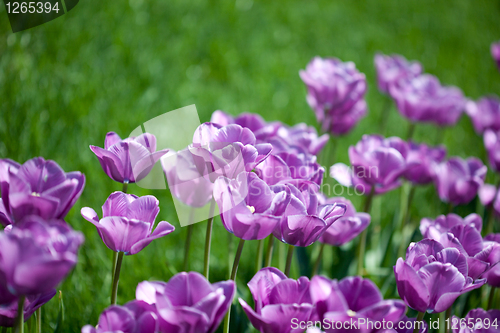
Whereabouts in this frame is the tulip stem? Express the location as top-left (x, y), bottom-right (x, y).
top-left (264, 235), bottom-right (275, 267)
top-left (311, 243), bottom-right (326, 276)
top-left (14, 295), bottom-right (25, 333)
top-left (357, 189), bottom-right (374, 276)
top-left (111, 251), bottom-right (118, 282)
top-left (397, 184), bottom-right (415, 258)
top-left (122, 181), bottom-right (128, 193)
top-left (183, 224), bottom-right (194, 271)
top-left (203, 201), bottom-right (216, 280)
top-left (407, 123), bottom-right (416, 140)
top-left (255, 239), bottom-right (264, 272)
top-left (445, 307), bottom-right (452, 333)
top-left (284, 244), bottom-right (295, 277)
top-left (111, 252), bottom-right (124, 305)
top-left (223, 238), bottom-right (246, 333)
top-left (488, 287), bottom-right (497, 310)
top-left (36, 308), bottom-right (41, 333)
top-left (413, 312), bottom-right (425, 333)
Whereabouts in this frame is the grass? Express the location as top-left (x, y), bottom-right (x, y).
top-left (0, 0), bottom-right (499, 331)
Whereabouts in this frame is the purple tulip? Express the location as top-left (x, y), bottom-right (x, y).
top-left (374, 53), bottom-right (423, 94)
top-left (480, 234), bottom-right (500, 287)
top-left (0, 157), bottom-right (85, 226)
top-left (452, 308), bottom-right (500, 333)
top-left (213, 172), bottom-right (285, 240)
top-left (255, 153), bottom-right (324, 186)
top-left (492, 41), bottom-right (500, 71)
top-left (189, 123), bottom-right (272, 182)
top-left (484, 130), bottom-right (500, 172)
top-left (317, 195), bottom-right (370, 246)
top-left (433, 157), bottom-right (486, 205)
top-left (389, 74), bottom-right (466, 126)
top-left (299, 57), bottom-right (367, 135)
top-left (403, 141), bottom-right (446, 185)
top-left (269, 181), bottom-right (345, 247)
top-left (239, 267), bottom-right (314, 333)
top-left (135, 272), bottom-right (235, 333)
top-left (310, 275), bottom-right (406, 333)
top-left (90, 132), bottom-right (169, 184)
top-left (0, 290), bottom-right (56, 327)
top-left (331, 135), bottom-right (409, 195)
top-left (81, 192), bottom-right (175, 255)
top-left (161, 148), bottom-right (213, 208)
top-left (394, 239), bottom-right (485, 313)
top-left (465, 96), bottom-right (500, 134)
top-left (0, 216), bottom-right (83, 297)
top-left (81, 300), bottom-right (158, 333)
top-left (210, 111), bottom-right (329, 156)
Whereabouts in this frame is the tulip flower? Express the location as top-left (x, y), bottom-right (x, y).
top-left (0, 290), bottom-right (56, 327)
top-left (189, 123), bottom-right (272, 182)
top-left (403, 141), bottom-right (446, 185)
top-left (299, 57), bottom-right (367, 135)
top-left (433, 157), bottom-right (486, 206)
top-left (465, 96), bottom-right (500, 134)
top-left (0, 157), bottom-right (85, 226)
top-left (452, 308), bottom-right (500, 333)
top-left (330, 135), bottom-right (410, 195)
top-left (90, 132), bottom-right (169, 184)
top-left (81, 300), bottom-right (158, 333)
top-left (310, 275), bottom-right (406, 331)
top-left (213, 172), bottom-right (285, 240)
top-left (394, 239), bottom-right (485, 313)
top-left (492, 41), bottom-right (500, 71)
top-left (0, 216), bottom-right (83, 298)
top-left (480, 234), bottom-right (500, 288)
top-left (135, 272), bottom-right (235, 333)
top-left (255, 153), bottom-right (324, 186)
top-left (374, 53), bottom-right (422, 94)
top-left (484, 130), bottom-right (500, 172)
top-left (239, 267), bottom-right (314, 333)
top-left (389, 74), bottom-right (466, 126)
top-left (81, 191), bottom-right (174, 255)
top-left (317, 195), bottom-right (370, 246)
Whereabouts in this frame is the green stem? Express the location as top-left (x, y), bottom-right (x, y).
top-left (413, 312), bottom-right (425, 333)
top-left (203, 201), bottom-right (216, 279)
top-left (14, 295), bottom-right (25, 333)
top-left (110, 252), bottom-right (124, 305)
top-left (122, 181), bottom-right (128, 193)
top-left (264, 236), bottom-right (275, 267)
top-left (396, 185), bottom-right (415, 258)
top-left (111, 251), bottom-right (118, 282)
top-left (447, 202), bottom-right (454, 214)
top-left (311, 243), bottom-right (326, 276)
top-left (357, 189), bottom-right (374, 276)
top-left (183, 224), bottom-right (194, 272)
top-left (284, 244), bottom-right (295, 277)
top-left (36, 308), bottom-right (41, 333)
top-left (445, 307), bottom-right (452, 333)
top-left (223, 238), bottom-right (246, 333)
top-left (488, 287), bottom-right (496, 310)
top-left (407, 122), bottom-right (416, 140)
top-left (255, 239), bottom-right (264, 272)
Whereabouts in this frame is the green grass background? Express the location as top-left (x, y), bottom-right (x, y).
top-left (0, 0), bottom-right (500, 331)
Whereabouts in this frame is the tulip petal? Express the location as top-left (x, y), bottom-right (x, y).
top-left (129, 221), bottom-right (174, 255)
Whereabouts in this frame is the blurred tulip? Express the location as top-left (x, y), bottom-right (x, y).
top-left (0, 157), bottom-right (85, 226)
top-left (484, 129), bottom-right (500, 172)
top-left (239, 267), bottom-right (314, 333)
top-left (90, 132), bottom-right (168, 184)
top-left (136, 272), bottom-right (235, 333)
top-left (492, 41), bottom-right (500, 71)
top-left (81, 192), bottom-right (174, 255)
top-left (480, 234), bottom-right (500, 288)
top-left (403, 141), bottom-right (446, 185)
top-left (0, 216), bottom-right (83, 297)
top-left (465, 96), bottom-right (500, 134)
top-left (255, 153), bottom-right (324, 186)
top-left (374, 53), bottom-right (422, 94)
top-left (433, 157), bottom-right (486, 206)
top-left (300, 57), bottom-right (367, 135)
top-left (394, 239), bottom-right (485, 313)
top-left (389, 74), bottom-right (466, 126)
top-left (0, 290), bottom-right (56, 327)
top-left (452, 308), bottom-right (500, 333)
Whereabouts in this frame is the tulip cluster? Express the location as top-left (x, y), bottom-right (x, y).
top-left (0, 157), bottom-right (85, 327)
